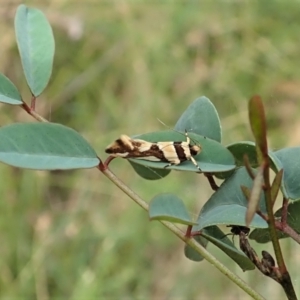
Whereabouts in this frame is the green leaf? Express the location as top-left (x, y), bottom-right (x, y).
top-left (214, 142), bottom-right (258, 180)
top-left (250, 201), bottom-right (300, 243)
top-left (129, 161), bottom-right (171, 180)
top-left (248, 95), bottom-right (267, 162)
top-left (214, 142), bottom-right (283, 180)
top-left (266, 151), bottom-right (283, 173)
top-left (184, 226), bottom-right (255, 270)
top-left (0, 123), bottom-right (99, 170)
top-left (174, 96), bottom-right (222, 142)
top-left (270, 169), bottom-right (283, 205)
top-left (227, 142), bottom-right (283, 173)
top-left (200, 226), bottom-right (255, 271)
top-left (227, 141), bottom-right (258, 167)
top-left (246, 166), bottom-right (264, 226)
top-left (193, 168), bottom-right (268, 231)
top-left (15, 5), bottom-right (55, 96)
top-left (130, 131), bottom-right (235, 173)
top-left (273, 147), bottom-right (300, 200)
top-left (184, 235), bottom-right (208, 262)
top-left (149, 193), bottom-right (197, 225)
top-left (249, 227), bottom-right (287, 244)
top-left (241, 185), bottom-right (251, 200)
top-left (0, 74), bottom-right (23, 105)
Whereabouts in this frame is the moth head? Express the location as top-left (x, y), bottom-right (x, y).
top-left (189, 144), bottom-right (201, 156)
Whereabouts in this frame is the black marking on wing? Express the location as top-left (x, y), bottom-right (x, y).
top-left (173, 142), bottom-right (187, 162)
top-left (147, 144), bottom-right (168, 162)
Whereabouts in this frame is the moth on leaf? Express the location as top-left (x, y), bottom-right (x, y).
top-left (105, 131), bottom-right (202, 171)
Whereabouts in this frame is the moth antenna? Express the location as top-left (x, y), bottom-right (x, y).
top-left (156, 118), bottom-right (167, 127)
top-left (156, 118), bottom-right (198, 144)
top-left (157, 118), bottom-right (192, 133)
top-left (156, 118), bottom-right (182, 133)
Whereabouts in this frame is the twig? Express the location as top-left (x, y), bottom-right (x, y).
top-left (21, 102), bottom-right (48, 123)
top-left (98, 161), bottom-right (266, 300)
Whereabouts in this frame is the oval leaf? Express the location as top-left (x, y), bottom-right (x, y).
top-left (0, 123), bottom-right (99, 170)
top-left (193, 168), bottom-right (268, 231)
top-left (249, 227), bottom-right (287, 244)
top-left (227, 141), bottom-right (258, 167)
top-left (129, 161), bottom-right (171, 180)
top-left (270, 169), bottom-right (283, 205)
top-left (214, 141), bottom-right (257, 180)
top-left (273, 147), bottom-right (300, 200)
top-left (174, 96), bottom-right (222, 142)
top-left (200, 226), bottom-right (255, 271)
top-left (0, 73), bottom-right (23, 105)
top-left (246, 166), bottom-right (264, 226)
top-left (129, 131), bottom-right (235, 173)
top-left (227, 141), bottom-right (281, 171)
top-left (184, 235), bottom-right (208, 262)
top-left (248, 95), bottom-right (267, 160)
top-left (149, 193), bottom-right (197, 225)
top-left (15, 5), bottom-right (55, 96)
top-left (215, 142), bottom-right (283, 180)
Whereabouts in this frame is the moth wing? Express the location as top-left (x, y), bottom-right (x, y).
top-left (133, 139), bottom-right (153, 152)
top-left (157, 142), bottom-right (181, 165)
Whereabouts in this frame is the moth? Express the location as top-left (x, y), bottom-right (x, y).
top-left (105, 131), bottom-right (202, 171)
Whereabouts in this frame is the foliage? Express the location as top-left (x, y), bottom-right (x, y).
top-left (1, 2), bottom-right (300, 299)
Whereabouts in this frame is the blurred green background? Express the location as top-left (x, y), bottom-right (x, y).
top-left (1, 0), bottom-right (300, 299)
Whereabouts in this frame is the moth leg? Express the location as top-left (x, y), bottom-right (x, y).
top-left (163, 163), bottom-right (172, 169)
top-left (189, 156), bottom-right (202, 172)
top-left (184, 131), bottom-right (202, 172)
top-left (163, 158), bottom-right (180, 169)
top-left (163, 162), bottom-right (177, 169)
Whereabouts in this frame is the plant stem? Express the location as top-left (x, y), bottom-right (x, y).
top-left (262, 142), bottom-right (297, 300)
top-left (263, 159), bottom-right (285, 268)
top-left (249, 96), bottom-right (297, 299)
top-left (21, 102), bottom-right (48, 122)
top-left (99, 162), bottom-right (266, 300)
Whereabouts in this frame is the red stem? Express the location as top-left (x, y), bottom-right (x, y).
top-left (31, 95), bottom-right (36, 110)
